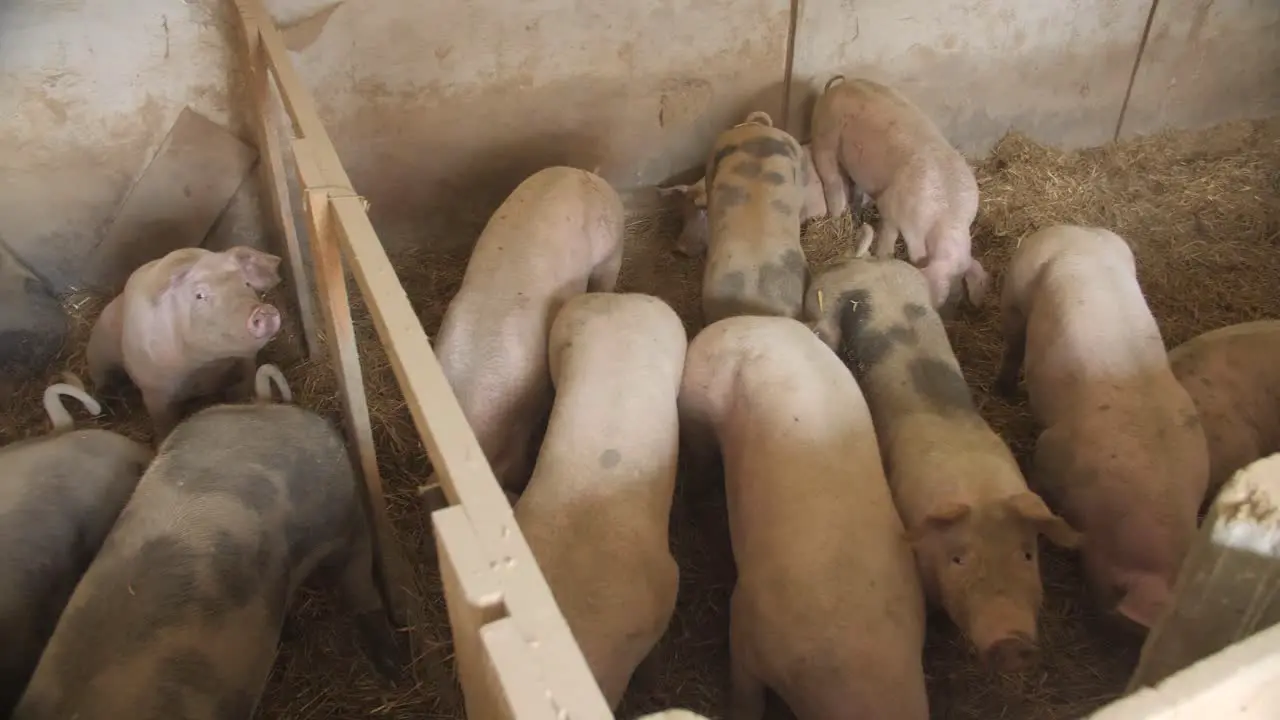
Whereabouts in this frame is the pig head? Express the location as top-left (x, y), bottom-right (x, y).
top-left (905, 491), bottom-right (1080, 671)
top-left (86, 246), bottom-right (283, 440)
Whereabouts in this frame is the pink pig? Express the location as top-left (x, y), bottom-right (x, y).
top-left (86, 246), bottom-right (283, 440)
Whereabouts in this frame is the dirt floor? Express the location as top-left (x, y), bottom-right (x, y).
top-left (4, 115), bottom-right (1278, 720)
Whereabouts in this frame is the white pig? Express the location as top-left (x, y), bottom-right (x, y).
top-left (1168, 320), bottom-right (1280, 502)
top-left (514, 292), bottom-right (686, 709)
top-left (1, 375), bottom-right (152, 716)
top-left (430, 166), bottom-right (625, 497)
top-left (809, 75), bottom-right (988, 311)
top-left (86, 246), bottom-right (283, 440)
top-left (804, 255), bottom-right (1079, 671)
top-left (680, 315), bottom-right (928, 720)
top-left (665, 111), bottom-right (812, 326)
top-left (12, 367), bottom-right (406, 720)
top-left (997, 224), bottom-right (1209, 630)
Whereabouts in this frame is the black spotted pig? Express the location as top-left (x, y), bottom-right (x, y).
top-left (12, 364), bottom-right (406, 720)
top-left (0, 376), bottom-right (152, 716)
top-left (86, 246), bottom-right (284, 440)
top-left (805, 255), bottom-right (1078, 672)
top-left (431, 166), bottom-right (625, 497)
top-left (997, 224), bottom-right (1209, 630)
top-left (677, 110), bottom-right (812, 325)
top-left (1168, 320), bottom-right (1280, 501)
top-left (680, 315), bottom-right (928, 720)
top-left (514, 293), bottom-right (686, 709)
top-left (810, 76), bottom-right (987, 311)
top-left (658, 137), bottom-right (857, 257)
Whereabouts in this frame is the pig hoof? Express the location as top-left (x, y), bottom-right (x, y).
top-left (982, 634), bottom-right (1039, 673)
top-left (355, 610), bottom-right (411, 682)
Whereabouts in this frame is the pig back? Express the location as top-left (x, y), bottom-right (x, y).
top-left (1168, 320), bottom-right (1280, 497)
top-left (13, 404), bottom-right (361, 720)
top-left (0, 430), bottom-right (152, 716)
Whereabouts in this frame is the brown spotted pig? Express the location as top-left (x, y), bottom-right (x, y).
top-left (86, 246), bottom-right (283, 440)
top-left (1168, 320), bottom-right (1280, 501)
top-left (809, 75), bottom-right (988, 311)
top-left (12, 368), bottom-right (406, 720)
top-left (680, 315), bottom-right (928, 720)
top-left (996, 224), bottom-right (1209, 630)
top-left (1, 376), bottom-right (152, 715)
top-left (514, 292), bottom-right (686, 709)
top-left (805, 256), bottom-right (1078, 671)
top-left (658, 139), bottom-right (858, 257)
top-left (430, 166), bottom-right (625, 497)
top-left (668, 111), bottom-right (813, 325)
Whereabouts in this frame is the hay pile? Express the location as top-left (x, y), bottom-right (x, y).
top-left (3, 115), bottom-right (1277, 720)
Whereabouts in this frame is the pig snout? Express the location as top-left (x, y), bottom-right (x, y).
top-left (983, 632), bottom-right (1039, 672)
top-left (248, 303), bottom-right (282, 339)
top-left (968, 597), bottom-right (1041, 672)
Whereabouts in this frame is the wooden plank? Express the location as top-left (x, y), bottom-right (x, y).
top-left (1126, 452), bottom-right (1280, 692)
top-left (87, 106), bottom-right (257, 291)
top-left (300, 185), bottom-right (415, 628)
top-left (231, 12), bottom-right (322, 359)
top-left (329, 194), bottom-right (613, 719)
top-left (1089, 622), bottom-right (1280, 719)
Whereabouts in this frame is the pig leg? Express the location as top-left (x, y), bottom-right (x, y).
top-left (811, 141), bottom-right (850, 219)
top-left (86, 297), bottom-right (125, 390)
top-left (873, 218), bottom-right (902, 260)
top-left (140, 383), bottom-right (184, 441)
top-left (727, 587), bottom-right (766, 720)
top-left (995, 306), bottom-right (1028, 397)
top-left (963, 258), bottom-right (991, 308)
top-left (326, 522), bottom-right (410, 680)
top-left (588, 244), bottom-right (624, 293)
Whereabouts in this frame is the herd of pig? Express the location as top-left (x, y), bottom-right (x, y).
top-left (1, 73), bottom-right (1277, 720)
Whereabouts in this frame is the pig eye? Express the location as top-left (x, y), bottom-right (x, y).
top-left (195, 291), bottom-right (207, 300)
top-left (951, 555), bottom-right (964, 566)
top-left (1022, 550), bottom-right (1034, 562)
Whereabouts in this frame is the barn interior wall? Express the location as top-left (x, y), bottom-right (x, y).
top-left (1, 0), bottom-right (1277, 291)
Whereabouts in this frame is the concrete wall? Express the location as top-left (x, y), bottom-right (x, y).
top-left (1, 0), bottom-right (1277, 290)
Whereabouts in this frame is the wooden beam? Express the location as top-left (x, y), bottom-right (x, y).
top-left (1126, 452), bottom-right (1280, 692)
top-left (232, 11), bottom-right (322, 359)
top-left (299, 182), bottom-right (414, 627)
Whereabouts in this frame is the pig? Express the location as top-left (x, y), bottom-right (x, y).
top-left (12, 364), bottom-right (407, 720)
top-left (809, 75), bottom-right (988, 311)
top-left (804, 254), bottom-right (1079, 671)
top-left (1, 375), bottom-right (153, 716)
top-left (513, 292), bottom-right (686, 709)
top-left (679, 314), bottom-right (929, 720)
top-left (657, 140), bottom-right (861, 257)
top-left (1168, 320), bottom-right (1280, 501)
top-left (86, 245), bottom-right (284, 440)
top-left (429, 166), bottom-right (625, 497)
top-left (661, 110), bottom-right (813, 326)
top-left (996, 224), bottom-right (1209, 630)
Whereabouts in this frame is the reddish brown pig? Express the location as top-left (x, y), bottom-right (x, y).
top-left (1168, 320), bottom-right (1280, 501)
top-left (431, 166), bottom-right (625, 496)
top-left (805, 256), bottom-right (1078, 671)
top-left (996, 224), bottom-right (1209, 630)
top-left (661, 111), bottom-right (814, 325)
top-left (1, 376), bottom-right (152, 716)
top-left (514, 293), bottom-right (686, 708)
top-left (86, 246), bottom-right (283, 440)
top-left (12, 372), bottom-right (405, 720)
top-left (658, 139), bottom-right (859, 257)
top-left (809, 75), bottom-right (987, 312)
top-left (680, 315), bottom-right (928, 720)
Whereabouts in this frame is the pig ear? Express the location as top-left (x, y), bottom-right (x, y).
top-left (903, 502), bottom-right (971, 545)
top-left (1007, 492), bottom-right (1082, 549)
top-left (229, 246), bottom-right (282, 291)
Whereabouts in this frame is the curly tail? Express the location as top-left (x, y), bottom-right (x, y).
top-left (254, 363), bottom-right (293, 404)
top-left (823, 74), bottom-right (847, 93)
top-left (43, 373), bottom-right (103, 432)
top-left (743, 111), bottom-right (774, 127)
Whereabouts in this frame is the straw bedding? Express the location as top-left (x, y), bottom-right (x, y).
top-left (3, 115), bottom-right (1278, 719)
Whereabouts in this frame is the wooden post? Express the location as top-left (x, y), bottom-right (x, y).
top-left (1126, 452), bottom-right (1280, 692)
top-left (231, 0), bottom-right (322, 360)
top-left (300, 184), bottom-right (415, 626)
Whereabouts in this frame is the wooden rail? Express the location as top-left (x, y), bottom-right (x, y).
top-left (229, 1), bottom-right (615, 717)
